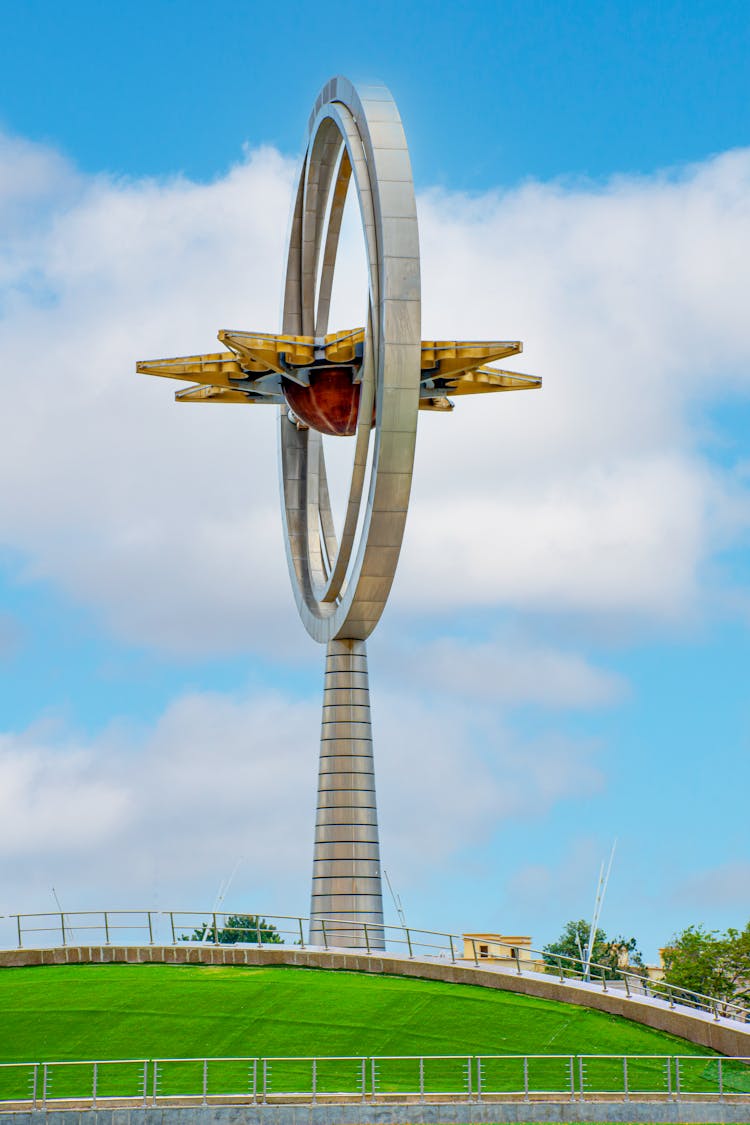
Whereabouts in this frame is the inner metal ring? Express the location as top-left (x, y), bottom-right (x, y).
top-left (278, 77), bottom-right (421, 643)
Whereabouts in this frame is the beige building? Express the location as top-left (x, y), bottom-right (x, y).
top-left (462, 932), bottom-right (545, 970)
top-left (461, 932), bottom-right (665, 982)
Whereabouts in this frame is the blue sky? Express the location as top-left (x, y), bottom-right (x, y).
top-left (0, 1), bottom-right (748, 961)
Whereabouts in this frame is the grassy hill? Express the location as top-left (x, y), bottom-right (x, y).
top-left (0, 963), bottom-right (712, 1062)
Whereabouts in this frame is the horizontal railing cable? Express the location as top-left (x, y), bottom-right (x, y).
top-left (0, 1055), bottom-right (747, 1107)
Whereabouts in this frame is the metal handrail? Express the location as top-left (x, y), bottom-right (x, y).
top-left (0, 1054), bottom-right (747, 1107)
top-left (1, 907), bottom-right (747, 1025)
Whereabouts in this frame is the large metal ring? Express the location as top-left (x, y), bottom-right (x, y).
top-left (279, 77), bottom-right (421, 643)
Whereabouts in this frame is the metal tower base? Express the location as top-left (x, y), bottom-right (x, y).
top-left (309, 638), bottom-right (385, 949)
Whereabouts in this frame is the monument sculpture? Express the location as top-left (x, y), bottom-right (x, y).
top-left (137, 77), bottom-right (540, 948)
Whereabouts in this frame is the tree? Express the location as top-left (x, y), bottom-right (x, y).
top-left (662, 922), bottom-right (750, 1008)
top-left (543, 919), bottom-right (645, 980)
top-left (185, 914), bottom-right (283, 945)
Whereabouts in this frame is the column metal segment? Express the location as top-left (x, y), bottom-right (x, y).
top-left (309, 638), bottom-right (384, 949)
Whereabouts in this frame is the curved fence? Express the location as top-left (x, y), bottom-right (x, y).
top-left (0, 1054), bottom-right (748, 1107)
top-left (1, 908), bottom-right (747, 1025)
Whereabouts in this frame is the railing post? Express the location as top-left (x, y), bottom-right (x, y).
top-left (169, 912), bottom-right (176, 944)
top-left (202, 1058), bottom-right (208, 1106)
top-left (578, 1056), bottom-right (585, 1103)
top-left (16, 915), bottom-right (22, 949)
top-left (361, 1056), bottom-right (366, 1103)
top-left (60, 913), bottom-right (66, 947)
top-left (212, 913), bottom-right (218, 944)
top-left (262, 1059), bottom-right (268, 1103)
top-left (142, 1061), bottom-right (148, 1107)
top-left (665, 1056), bottom-right (672, 1100)
top-left (558, 956), bottom-right (564, 983)
top-left (364, 922), bottom-right (371, 954)
top-left (321, 919), bottom-right (328, 950)
top-left (713, 1000), bottom-right (720, 1022)
top-left (256, 919), bottom-right (262, 947)
top-left (718, 1057), bottom-right (724, 1100)
top-left (514, 948), bottom-right (522, 976)
top-left (448, 934), bottom-right (455, 963)
top-left (471, 938), bottom-right (478, 966)
top-left (600, 970), bottom-right (607, 992)
top-left (147, 911), bottom-right (154, 945)
top-left (477, 1057), bottom-right (483, 1102)
top-left (31, 1062), bottom-right (38, 1108)
top-left (251, 1059), bottom-right (257, 1104)
top-left (92, 1061), bottom-right (98, 1108)
top-left (569, 1056), bottom-right (575, 1102)
top-left (624, 973), bottom-right (631, 998)
top-left (104, 912), bottom-right (110, 945)
top-left (674, 1056), bottom-right (681, 1101)
top-left (42, 1063), bottom-right (48, 1108)
top-left (623, 1056), bottom-right (628, 1101)
top-left (371, 1057), bottom-right (376, 1100)
top-left (312, 1057), bottom-right (317, 1104)
top-left (523, 1056), bottom-right (529, 1103)
top-left (419, 1056), bottom-right (424, 1103)
top-left (405, 927), bottom-right (413, 957)
top-left (466, 1054), bottom-right (472, 1101)
top-left (298, 917), bottom-right (305, 948)
top-left (152, 1061), bottom-right (158, 1106)
top-left (667, 984), bottom-right (674, 1009)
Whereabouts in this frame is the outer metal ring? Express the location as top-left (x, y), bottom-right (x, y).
top-left (279, 77), bottom-right (421, 643)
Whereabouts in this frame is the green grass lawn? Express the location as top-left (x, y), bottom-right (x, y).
top-left (1, 965), bottom-right (746, 1102)
top-left (0, 963), bottom-right (713, 1062)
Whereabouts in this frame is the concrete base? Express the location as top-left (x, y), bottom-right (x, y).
top-left (1, 1102), bottom-right (749, 1124)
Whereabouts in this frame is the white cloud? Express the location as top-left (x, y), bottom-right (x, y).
top-left (378, 632), bottom-right (625, 708)
top-left (0, 133), bottom-right (749, 658)
top-left (0, 613), bottom-right (21, 660)
top-left (1, 136), bottom-right (750, 657)
top-left (2, 132), bottom-right (749, 953)
top-left (398, 153), bottom-right (750, 624)
top-left (671, 861), bottom-right (750, 911)
top-left (0, 683), bottom-right (603, 920)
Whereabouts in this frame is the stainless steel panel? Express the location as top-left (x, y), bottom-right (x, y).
top-left (314, 825), bottom-right (380, 844)
top-left (318, 755), bottom-right (376, 773)
top-left (316, 793), bottom-right (377, 812)
top-left (322, 688), bottom-right (371, 707)
top-left (366, 120), bottom-right (409, 151)
top-left (323, 672), bottom-right (370, 690)
top-left (321, 704), bottom-right (372, 724)
top-left (382, 296), bottom-right (421, 342)
top-left (312, 878), bottom-right (382, 898)
top-left (312, 862), bottom-right (381, 881)
top-left (320, 721), bottom-right (373, 741)
top-left (314, 806), bottom-right (380, 826)
top-left (314, 774), bottom-right (375, 792)
top-left (377, 179), bottom-right (418, 219)
top-left (313, 842), bottom-right (381, 861)
top-left (325, 654), bottom-right (369, 673)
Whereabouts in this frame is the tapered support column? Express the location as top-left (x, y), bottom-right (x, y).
top-left (309, 638), bottom-right (385, 949)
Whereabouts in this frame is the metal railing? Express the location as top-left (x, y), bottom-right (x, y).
top-left (1, 908), bottom-right (747, 1025)
top-left (0, 1055), bottom-right (747, 1107)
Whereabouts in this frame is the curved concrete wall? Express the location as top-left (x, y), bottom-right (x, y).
top-left (1, 944), bottom-right (749, 1057)
top-left (2, 1102), bottom-right (750, 1124)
